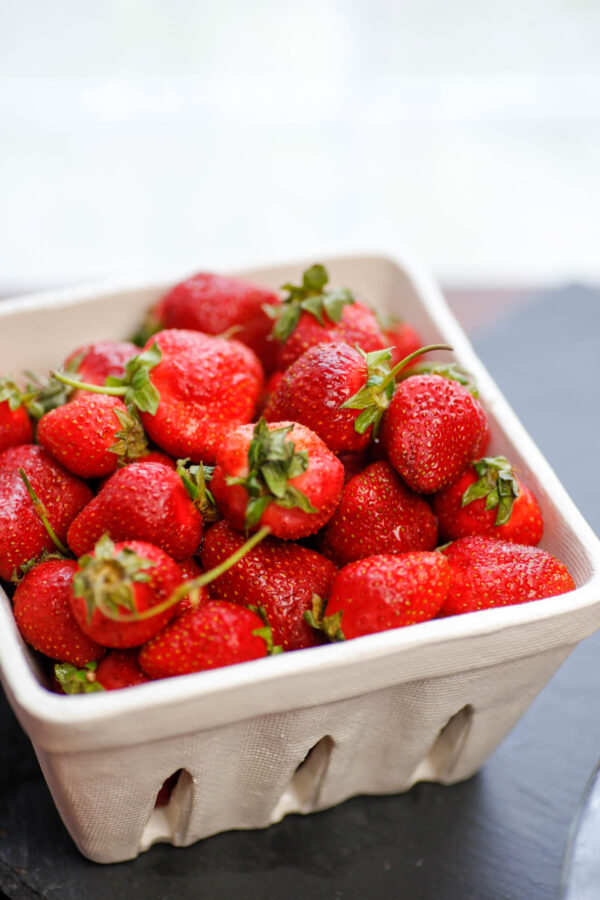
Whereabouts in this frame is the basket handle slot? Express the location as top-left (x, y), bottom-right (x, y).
top-left (410, 704), bottom-right (474, 783)
top-left (139, 767), bottom-right (194, 851)
top-left (270, 735), bottom-right (335, 822)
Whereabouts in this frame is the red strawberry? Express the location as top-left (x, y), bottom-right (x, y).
top-left (264, 343), bottom-right (393, 453)
top-left (153, 272), bottom-right (281, 373)
top-left (0, 377), bottom-right (33, 451)
top-left (381, 374), bottom-right (488, 493)
top-left (256, 370), bottom-right (285, 416)
top-left (13, 559), bottom-right (105, 665)
top-left (67, 460), bottom-right (205, 560)
top-left (94, 649), bottom-right (151, 689)
top-left (138, 600), bottom-right (275, 679)
top-left (433, 456), bottom-right (543, 545)
top-left (69, 536), bottom-right (182, 648)
top-left (268, 264), bottom-right (387, 370)
top-left (384, 318), bottom-right (427, 370)
top-left (211, 418), bottom-right (344, 539)
top-left (320, 461), bottom-right (438, 566)
top-left (308, 552), bottom-right (450, 640)
top-left (64, 340), bottom-right (139, 389)
top-left (176, 558), bottom-right (210, 616)
top-left (37, 394), bottom-right (136, 478)
top-left (201, 519), bottom-right (336, 650)
top-left (439, 536), bottom-right (575, 616)
top-left (0, 445), bottom-right (92, 581)
top-left (336, 450), bottom-right (369, 484)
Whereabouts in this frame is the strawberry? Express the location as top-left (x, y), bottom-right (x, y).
top-left (67, 460), bottom-right (206, 560)
top-left (176, 558), bottom-right (210, 616)
top-left (0, 445), bottom-right (92, 582)
top-left (256, 370), bottom-right (285, 417)
top-left (264, 343), bottom-right (393, 453)
top-left (381, 374), bottom-right (488, 493)
top-left (320, 461), bottom-right (438, 566)
top-left (336, 450), bottom-right (369, 484)
top-left (55, 331), bottom-right (264, 464)
top-left (439, 536), bottom-right (575, 616)
top-left (433, 456), bottom-right (543, 545)
top-left (69, 536), bottom-right (183, 648)
top-left (0, 377), bottom-right (34, 451)
top-left (308, 552), bottom-right (450, 640)
top-left (94, 650), bottom-right (151, 689)
top-left (211, 418), bottom-right (344, 539)
top-left (36, 394), bottom-right (138, 478)
top-left (138, 600), bottom-right (277, 679)
top-left (13, 559), bottom-right (105, 665)
top-left (383, 318), bottom-right (427, 370)
top-left (64, 340), bottom-right (139, 389)
top-left (201, 519), bottom-right (336, 650)
top-left (266, 264), bottom-right (387, 370)
top-left (152, 272), bottom-right (281, 373)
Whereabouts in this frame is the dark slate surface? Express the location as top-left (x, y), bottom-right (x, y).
top-left (1, 286), bottom-right (599, 900)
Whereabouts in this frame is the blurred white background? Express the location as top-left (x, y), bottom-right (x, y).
top-left (1, 0), bottom-right (599, 291)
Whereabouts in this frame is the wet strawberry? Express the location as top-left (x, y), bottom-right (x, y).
top-left (94, 649), bottom-right (151, 689)
top-left (0, 377), bottom-right (34, 451)
top-left (201, 519), bottom-right (336, 650)
top-left (211, 418), bottom-right (344, 539)
top-left (139, 601), bottom-right (277, 678)
top-left (433, 456), bottom-right (543, 545)
top-left (64, 340), bottom-right (139, 389)
top-left (439, 536), bottom-right (575, 616)
top-left (13, 559), bottom-right (105, 666)
top-left (0, 445), bottom-right (92, 582)
top-left (320, 461), bottom-right (438, 566)
top-left (308, 552), bottom-right (450, 640)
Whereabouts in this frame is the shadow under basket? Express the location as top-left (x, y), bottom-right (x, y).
top-left (1, 253), bottom-right (599, 864)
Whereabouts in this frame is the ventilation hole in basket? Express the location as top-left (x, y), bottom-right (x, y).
top-left (411, 704), bottom-right (474, 784)
top-left (139, 768), bottom-right (194, 852)
top-left (271, 735), bottom-right (335, 822)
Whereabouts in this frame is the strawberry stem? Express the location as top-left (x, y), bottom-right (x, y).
top-left (98, 526), bottom-right (272, 623)
top-left (52, 371), bottom-right (125, 396)
top-left (18, 468), bottom-right (70, 555)
top-left (378, 343), bottom-right (453, 391)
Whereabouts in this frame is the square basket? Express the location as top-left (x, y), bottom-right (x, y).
top-left (1, 254), bottom-right (599, 864)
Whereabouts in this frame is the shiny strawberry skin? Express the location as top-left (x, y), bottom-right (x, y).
top-left (37, 394), bottom-right (130, 478)
top-left (13, 559), bottom-right (105, 666)
top-left (201, 520), bottom-right (336, 650)
top-left (65, 340), bottom-right (139, 387)
top-left (0, 399), bottom-right (33, 452)
top-left (0, 445), bottom-right (92, 581)
top-left (95, 649), bottom-right (151, 689)
top-left (211, 421), bottom-right (345, 539)
top-left (433, 467), bottom-right (544, 545)
top-left (155, 272), bottom-right (281, 373)
top-left (439, 536), bottom-right (575, 616)
top-left (277, 302), bottom-right (387, 370)
top-left (321, 461), bottom-right (438, 566)
top-left (324, 552), bottom-right (450, 639)
top-left (264, 342), bottom-right (374, 452)
top-left (67, 461), bottom-right (203, 560)
top-left (140, 329), bottom-right (264, 464)
top-left (381, 374), bottom-right (488, 493)
top-left (138, 600), bottom-right (270, 678)
top-left (69, 540), bottom-right (182, 648)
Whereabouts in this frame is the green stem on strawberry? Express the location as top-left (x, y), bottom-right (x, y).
top-left (341, 343), bottom-right (453, 435)
top-left (397, 361), bottom-right (479, 397)
top-left (52, 342), bottom-right (162, 415)
top-left (176, 459), bottom-right (218, 522)
top-left (304, 594), bottom-right (345, 641)
top-left (92, 525), bottom-right (272, 623)
top-left (18, 468), bottom-right (70, 555)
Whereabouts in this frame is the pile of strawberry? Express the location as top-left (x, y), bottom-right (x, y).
top-left (0, 264), bottom-right (575, 694)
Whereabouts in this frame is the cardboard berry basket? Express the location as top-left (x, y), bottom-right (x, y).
top-left (1, 254), bottom-right (599, 865)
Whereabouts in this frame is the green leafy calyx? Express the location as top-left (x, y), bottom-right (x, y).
top-left (248, 604), bottom-right (283, 655)
top-left (303, 594), bottom-right (345, 642)
top-left (73, 534), bottom-right (155, 623)
top-left (265, 264), bottom-right (355, 343)
top-left (0, 377), bottom-right (26, 412)
top-left (461, 456), bottom-right (520, 526)
top-left (176, 458), bottom-right (218, 522)
top-left (54, 661), bottom-right (105, 694)
top-left (340, 347), bottom-right (395, 435)
top-left (226, 418), bottom-right (317, 532)
top-left (109, 406), bottom-right (150, 463)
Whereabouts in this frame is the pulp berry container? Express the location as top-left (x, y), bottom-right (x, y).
top-left (0, 254), bottom-right (599, 865)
